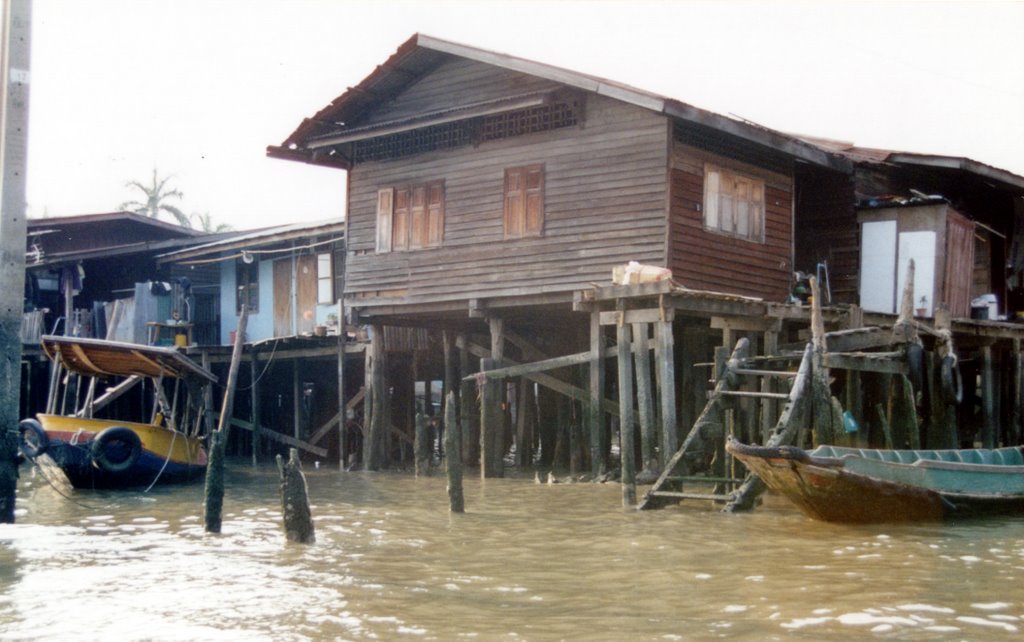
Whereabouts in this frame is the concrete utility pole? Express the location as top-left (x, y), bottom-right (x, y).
top-left (0, 0), bottom-right (32, 524)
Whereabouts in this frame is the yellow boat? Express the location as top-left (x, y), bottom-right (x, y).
top-left (19, 336), bottom-right (217, 489)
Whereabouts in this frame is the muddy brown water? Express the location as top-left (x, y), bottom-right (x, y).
top-left (3, 461), bottom-right (1024, 640)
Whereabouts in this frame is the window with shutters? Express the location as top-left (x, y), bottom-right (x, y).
top-left (376, 180), bottom-right (445, 252)
top-left (504, 164), bottom-right (544, 239)
top-left (703, 164), bottom-right (765, 243)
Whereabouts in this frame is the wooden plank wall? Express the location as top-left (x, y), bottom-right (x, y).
top-left (345, 61), bottom-right (669, 305)
top-left (668, 142), bottom-right (793, 301)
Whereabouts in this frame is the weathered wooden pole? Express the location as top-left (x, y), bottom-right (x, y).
top-left (0, 0), bottom-right (31, 525)
top-left (414, 412), bottom-right (430, 476)
top-left (981, 344), bottom-right (996, 448)
top-left (588, 310), bottom-right (606, 476)
top-left (616, 318), bottom-right (636, 506)
top-left (458, 334), bottom-right (478, 465)
top-left (632, 322), bottom-right (657, 481)
top-left (655, 317), bottom-right (678, 466)
top-left (250, 349), bottom-right (260, 466)
top-left (444, 391), bottom-right (464, 513)
top-left (809, 276), bottom-right (836, 446)
top-left (277, 447), bottom-right (315, 544)
top-left (364, 324), bottom-right (386, 470)
top-left (1014, 338), bottom-right (1023, 445)
top-left (205, 305), bottom-right (248, 534)
top-left (480, 317), bottom-right (505, 477)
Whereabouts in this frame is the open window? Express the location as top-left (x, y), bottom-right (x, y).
top-left (235, 260), bottom-right (259, 313)
top-left (703, 164), bottom-right (765, 243)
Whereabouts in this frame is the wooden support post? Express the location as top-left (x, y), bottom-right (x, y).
top-left (480, 357), bottom-right (503, 478)
top-left (588, 310), bottom-right (606, 476)
top-left (458, 334), bottom-right (479, 466)
top-left (337, 326), bottom-right (346, 469)
top-left (205, 306), bottom-right (247, 534)
top-left (444, 391), bottom-right (464, 513)
top-left (443, 330), bottom-right (460, 464)
top-left (633, 322), bottom-right (657, 481)
top-left (760, 328), bottom-right (780, 444)
top-left (1014, 339), bottom-right (1023, 446)
top-left (515, 378), bottom-right (533, 468)
top-left (810, 276), bottom-right (835, 446)
top-left (655, 319), bottom-right (678, 467)
top-left (293, 358), bottom-right (302, 440)
top-left (415, 412), bottom-right (430, 476)
top-left (250, 350), bottom-right (261, 466)
top-left (201, 352), bottom-right (215, 438)
top-left (365, 325), bottom-right (386, 470)
top-left (616, 319), bottom-right (636, 506)
top-left (277, 448), bottom-right (315, 544)
top-left (481, 319), bottom-right (506, 477)
top-left (981, 345), bottom-right (996, 448)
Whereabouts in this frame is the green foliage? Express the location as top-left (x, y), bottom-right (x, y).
top-left (119, 169), bottom-right (191, 228)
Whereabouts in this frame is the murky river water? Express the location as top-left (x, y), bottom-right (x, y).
top-left (3, 462), bottom-right (1024, 641)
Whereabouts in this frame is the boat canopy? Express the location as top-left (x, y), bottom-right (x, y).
top-left (40, 335), bottom-right (217, 384)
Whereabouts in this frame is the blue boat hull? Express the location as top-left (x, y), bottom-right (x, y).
top-left (43, 439), bottom-right (206, 490)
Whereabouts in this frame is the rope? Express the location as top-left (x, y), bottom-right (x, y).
top-left (26, 455), bottom-right (100, 510)
top-left (236, 338), bottom-right (280, 391)
top-left (144, 429), bottom-right (178, 493)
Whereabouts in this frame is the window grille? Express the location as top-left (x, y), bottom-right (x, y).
top-left (353, 101), bottom-right (580, 163)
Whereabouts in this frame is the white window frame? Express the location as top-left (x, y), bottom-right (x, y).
top-left (703, 164), bottom-right (765, 243)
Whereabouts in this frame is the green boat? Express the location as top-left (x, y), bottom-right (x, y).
top-left (726, 437), bottom-right (1024, 523)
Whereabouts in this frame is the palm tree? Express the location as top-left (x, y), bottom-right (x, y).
top-left (119, 169), bottom-right (191, 227)
top-left (191, 211), bottom-right (233, 233)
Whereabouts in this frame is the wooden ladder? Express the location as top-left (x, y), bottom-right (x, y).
top-left (638, 339), bottom-right (813, 510)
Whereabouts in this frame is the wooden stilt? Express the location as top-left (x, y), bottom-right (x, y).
top-left (415, 412), bottom-right (430, 476)
top-left (810, 276), bottom-right (835, 446)
top-left (337, 302), bottom-right (346, 468)
top-left (459, 335), bottom-right (480, 466)
top-left (616, 318), bottom-right (636, 506)
top-left (205, 306), bottom-right (247, 534)
top-left (251, 350), bottom-right (261, 466)
top-left (655, 319), bottom-right (678, 468)
top-left (292, 357), bottom-right (302, 440)
top-left (589, 310), bottom-right (606, 476)
top-left (480, 318), bottom-right (506, 477)
top-left (981, 345), bottom-right (996, 448)
top-left (515, 378), bottom-right (531, 468)
top-left (443, 331), bottom-right (460, 464)
top-left (633, 322), bottom-right (657, 480)
top-left (1014, 339), bottom-right (1023, 445)
top-left (365, 325), bottom-right (386, 470)
top-left (444, 391), bottom-right (464, 513)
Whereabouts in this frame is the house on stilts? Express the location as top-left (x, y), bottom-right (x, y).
top-left (268, 33), bottom-right (1024, 505)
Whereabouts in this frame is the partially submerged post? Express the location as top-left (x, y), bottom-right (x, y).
top-left (444, 391), bottom-right (464, 513)
top-left (414, 412), bottom-right (430, 476)
top-left (277, 447), bottom-right (315, 544)
top-left (204, 306), bottom-right (247, 534)
top-left (809, 276), bottom-right (836, 446)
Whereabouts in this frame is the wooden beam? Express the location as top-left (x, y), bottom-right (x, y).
top-left (75, 375), bottom-right (142, 417)
top-left (823, 352), bottom-right (909, 375)
top-left (599, 308), bottom-right (675, 326)
top-left (230, 417), bottom-right (327, 458)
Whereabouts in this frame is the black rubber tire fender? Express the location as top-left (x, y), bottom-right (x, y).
top-left (91, 426), bottom-right (143, 473)
top-left (18, 419), bottom-right (49, 458)
top-left (940, 355), bottom-right (963, 406)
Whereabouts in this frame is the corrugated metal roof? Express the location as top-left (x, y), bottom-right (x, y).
top-left (157, 218), bottom-right (344, 263)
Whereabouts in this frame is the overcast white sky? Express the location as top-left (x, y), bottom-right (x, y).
top-left (25, 0), bottom-right (1024, 230)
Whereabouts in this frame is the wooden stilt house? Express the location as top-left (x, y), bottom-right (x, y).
top-left (270, 34), bottom-right (1024, 484)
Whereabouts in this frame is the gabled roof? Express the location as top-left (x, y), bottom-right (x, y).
top-left (268, 33), bottom-right (850, 173)
top-left (157, 218), bottom-right (344, 264)
top-left (28, 210), bottom-right (201, 237)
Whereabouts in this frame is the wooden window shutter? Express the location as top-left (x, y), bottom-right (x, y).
top-left (393, 188), bottom-right (410, 251)
top-left (409, 185), bottom-right (427, 249)
top-left (427, 181), bottom-right (445, 246)
top-left (524, 166), bottom-right (544, 235)
top-left (504, 165), bottom-right (544, 238)
top-left (376, 188), bottom-right (394, 253)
